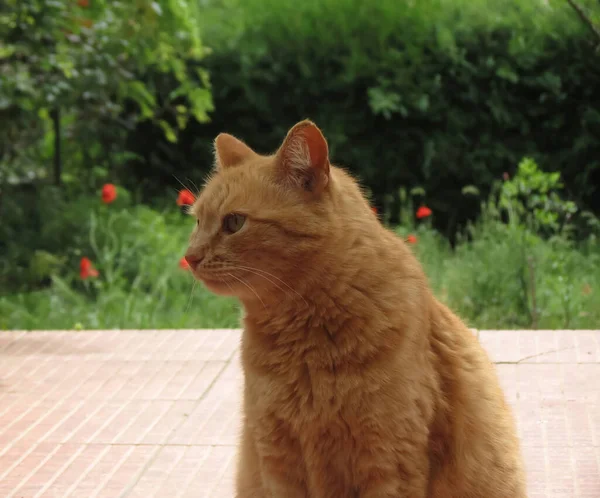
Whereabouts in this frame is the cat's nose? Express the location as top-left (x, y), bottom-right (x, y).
top-left (184, 252), bottom-right (204, 270)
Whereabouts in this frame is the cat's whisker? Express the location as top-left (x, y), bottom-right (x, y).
top-left (172, 174), bottom-right (191, 193)
top-left (234, 265), bottom-right (308, 307)
top-left (227, 273), bottom-right (267, 309)
top-left (227, 266), bottom-right (290, 302)
top-left (185, 278), bottom-right (197, 313)
top-left (223, 278), bottom-right (235, 295)
top-left (185, 177), bottom-right (201, 197)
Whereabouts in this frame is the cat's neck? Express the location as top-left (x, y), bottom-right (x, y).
top-left (240, 225), bottom-right (428, 347)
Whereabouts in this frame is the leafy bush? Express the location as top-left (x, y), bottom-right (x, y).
top-left (2, 0), bottom-right (599, 330)
top-left (399, 157), bottom-right (600, 329)
top-left (0, 0), bottom-right (212, 187)
top-left (0, 193), bottom-right (239, 330)
top-left (0, 0), bottom-right (213, 295)
top-left (125, 0), bottom-right (600, 237)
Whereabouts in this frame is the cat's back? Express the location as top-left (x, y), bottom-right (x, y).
top-left (427, 301), bottom-right (526, 497)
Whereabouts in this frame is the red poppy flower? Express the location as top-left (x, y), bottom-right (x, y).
top-left (406, 234), bottom-right (417, 244)
top-left (77, 0), bottom-right (89, 7)
top-left (177, 189), bottom-right (195, 207)
top-left (416, 206), bottom-right (432, 219)
top-left (179, 257), bottom-right (190, 270)
top-left (101, 183), bottom-right (117, 204)
top-left (371, 206), bottom-right (377, 214)
top-left (80, 257), bottom-right (99, 280)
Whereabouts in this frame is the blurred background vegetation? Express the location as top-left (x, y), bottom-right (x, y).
top-left (1, 0), bottom-right (599, 330)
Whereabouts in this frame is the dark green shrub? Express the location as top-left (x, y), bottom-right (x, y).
top-left (125, 0), bottom-right (600, 239)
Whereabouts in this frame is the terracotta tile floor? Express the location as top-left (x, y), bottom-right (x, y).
top-left (0, 329), bottom-right (599, 497)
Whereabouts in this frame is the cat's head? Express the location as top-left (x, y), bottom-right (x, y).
top-left (184, 120), bottom-right (375, 302)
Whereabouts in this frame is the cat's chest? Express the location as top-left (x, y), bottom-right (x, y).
top-left (249, 356), bottom-right (345, 421)
top-left (249, 366), bottom-right (362, 491)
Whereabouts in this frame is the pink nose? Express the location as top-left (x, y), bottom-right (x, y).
top-left (184, 253), bottom-right (203, 270)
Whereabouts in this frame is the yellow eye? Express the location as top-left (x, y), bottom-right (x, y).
top-left (222, 213), bottom-right (246, 234)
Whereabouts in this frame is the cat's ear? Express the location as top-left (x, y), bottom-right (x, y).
top-left (214, 133), bottom-right (258, 169)
top-left (276, 120), bottom-right (330, 193)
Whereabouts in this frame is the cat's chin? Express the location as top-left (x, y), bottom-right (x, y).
top-left (200, 277), bottom-right (236, 296)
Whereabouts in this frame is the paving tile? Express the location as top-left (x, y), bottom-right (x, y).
top-left (0, 329), bottom-right (598, 497)
top-left (94, 444), bottom-right (159, 498)
top-left (0, 442), bottom-right (63, 497)
top-left (479, 330), bottom-right (600, 364)
top-left (35, 444), bottom-right (98, 498)
top-left (64, 445), bottom-right (132, 497)
top-left (178, 445), bottom-right (236, 498)
top-left (168, 358), bottom-right (242, 446)
top-left (126, 445), bottom-right (188, 498)
top-left (151, 446), bottom-right (215, 498)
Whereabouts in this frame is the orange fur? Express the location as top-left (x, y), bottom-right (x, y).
top-left (185, 121), bottom-right (526, 497)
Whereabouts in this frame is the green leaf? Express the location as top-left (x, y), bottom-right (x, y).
top-left (123, 81), bottom-right (156, 119)
top-left (462, 185), bottom-right (480, 196)
top-left (496, 65), bottom-right (519, 83)
top-left (187, 87), bottom-right (212, 122)
top-left (158, 120), bottom-right (177, 143)
top-left (367, 86), bottom-right (403, 119)
top-left (410, 186), bottom-right (426, 196)
top-left (176, 112), bottom-right (188, 130)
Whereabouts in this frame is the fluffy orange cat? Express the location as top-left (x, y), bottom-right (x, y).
top-left (185, 120), bottom-right (526, 498)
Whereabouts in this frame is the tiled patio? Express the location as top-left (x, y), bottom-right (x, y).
top-left (0, 329), bottom-right (598, 498)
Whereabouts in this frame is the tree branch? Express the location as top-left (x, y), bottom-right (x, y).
top-left (51, 108), bottom-right (62, 187)
top-left (566, 0), bottom-right (600, 44)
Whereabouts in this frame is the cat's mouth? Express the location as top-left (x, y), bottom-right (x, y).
top-left (196, 273), bottom-right (227, 285)
top-left (196, 272), bottom-right (235, 295)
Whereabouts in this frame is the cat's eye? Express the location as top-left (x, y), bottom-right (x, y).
top-left (222, 213), bottom-right (246, 234)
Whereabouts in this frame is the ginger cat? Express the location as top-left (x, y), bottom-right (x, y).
top-left (184, 120), bottom-right (526, 498)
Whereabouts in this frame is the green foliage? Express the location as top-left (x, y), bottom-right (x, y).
top-left (0, 194), bottom-right (239, 330)
top-left (135, 0), bottom-right (600, 237)
top-left (500, 157), bottom-right (577, 235)
top-left (401, 221), bottom-right (600, 330)
top-left (1, 0), bottom-right (599, 330)
top-left (0, 0), bottom-right (212, 185)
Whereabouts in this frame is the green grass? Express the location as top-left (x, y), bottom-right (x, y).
top-left (0, 205), bottom-right (241, 330)
top-left (1, 283), bottom-right (240, 330)
top-left (398, 225), bottom-right (600, 330)
top-left (1, 203), bottom-right (598, 331)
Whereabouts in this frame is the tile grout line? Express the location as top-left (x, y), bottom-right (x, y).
top-left (210, 445), bottom-right (237, 497)
top-left (146, 446), bottom-right (188, 498)
top-left (88, 446), bottom-right (136, 498)
top-left (174, 447), bottom-right (213, 498)
top-left (4, 444), bottom-right (62, 498)
top-left (563, 394), bottom-right (579, 498)
top-left (62, 444), bottom-right (112, 498)
top-left (179, 347), bottom-right (241, 444)
top-left (30, 444), bottom-right (87, 498)
top-left (0, 356), bottom-right (60, 423)
top-left (106, 399), bottom-right (154, 445)
top-left (44, 360), bottom-right (140, 445)
top-left (57, 359), bottom-right (154, 444)
top-left (0, 330), bottom-right (26, 352)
